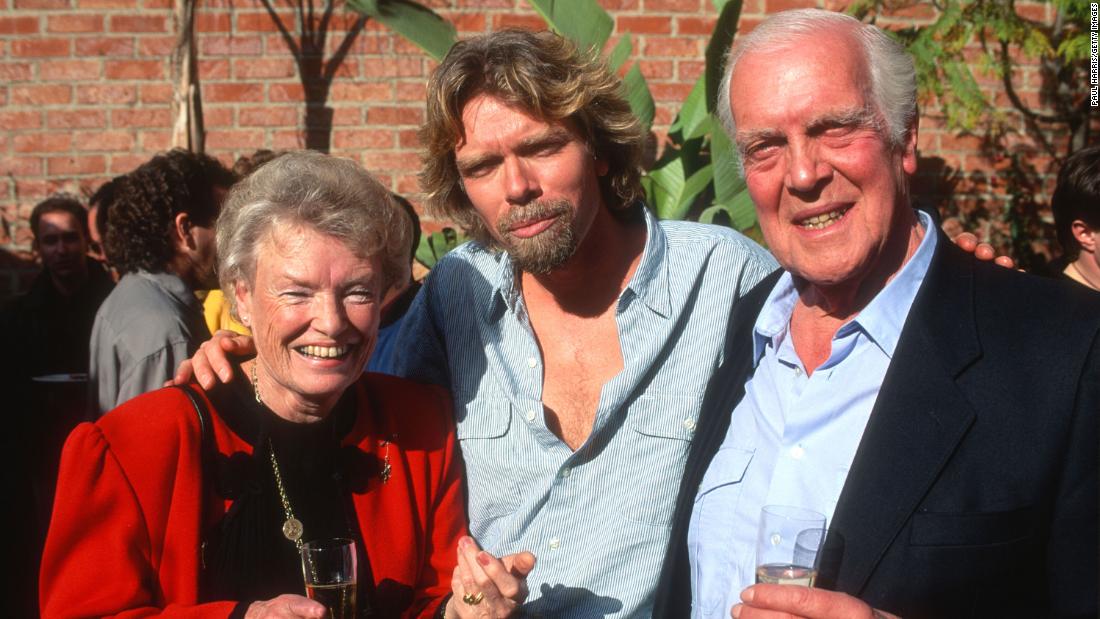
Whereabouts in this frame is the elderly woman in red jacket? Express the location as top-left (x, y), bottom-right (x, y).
top-left (42, 152), bottom-right (472, 618)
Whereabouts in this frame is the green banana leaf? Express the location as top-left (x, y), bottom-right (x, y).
top-left (528, 0), bottom-right (613, 54)
top-left (346, 0), bottom-right (456, 61)
top-left (415, 227), bottom-right (468, 269)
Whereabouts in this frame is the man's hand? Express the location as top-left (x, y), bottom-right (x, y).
top-left (447, 536), bottom-right (536, 618)
top-left (952, 232), bottom-right (1016, 269)
top-left (244, 594), bottom-right (326, 618)
top-left (165, 330), bottom-right (256, 389)
top-left (731, 585), bottom-right (900, 619)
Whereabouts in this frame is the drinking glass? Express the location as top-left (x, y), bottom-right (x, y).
top-left (755, 505), bottom-right (826, 586)
top-left (300, 538), bottom-right (357, 619)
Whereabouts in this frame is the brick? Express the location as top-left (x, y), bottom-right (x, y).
top-left (676, 16), bottom-right (716, 36)
top-left (39, 59), bottom-right (102, 81)
top-left (49, 155), bottom-right (107, 175)
top-left (239, 106), bottom-right (300, 126)
top-left (645, 0), bottom-right (701, 11)
top-left (138, 35), bottom-right (177, 56)
top-left (642, 37), bottom-right (700, 57)
top-left (618, 16), bottom-right (672, 35)
top-left (330, 107), bottom-right (363, 126)
top-left (764, 0), bottom-right (817, 10)
top-left (109, 14), bottom-right (167, 32)
top-left (330, 82), bottom-right (392, 102)
top-left (678, 59), bottom-right (704, 81)
top-left (0, 16), bottom-right (40, 34)
top-left (143, 0), bottom-right (172, 9)
top-left (75, 36), bottom-right (134, 56)
top-left (111, 108), bottom-right (171, 127)
top-left (237, 11), bottom-right (294, 32)
top-left (109, 154), bottom-right (147, 174)
top-left (365, 106), bottom-right (423, 125)
top-left (200, 35), bottom-right (263, 56)
top-left (12, 38), bottom-right (71, 57)
top-left (198, 58), bottom-right (231, 79)
top-left (13, 0), bottom-right (68, 8)
top-left (649, 82), bottom-right (693, 102)
top-left (0, 62), bottom-right (33, 81)
top-left (361, 57), bottom-right (427, 79)
top-left (205, 129), bottom-right (265, 150)
top-left (47, 109), bottom-right (107, 129)
top-left (73, 131), bottom-right (135, 151)
top-left (271, 130), bottom-right (304, 150)
top-left (398, 129), bottom-right (420, 149)
top-left (639, 59), bottom-right (674, 80)
top-left (326, 57), bottom-right (360, 80)
top-left (205, 83), bottom-right (264, 102)
top-left (139, 83), bottom-right (173, 104)
top-left (332, 129), bottom-right (395, 150)
top-left (451, 13), bottom-right (486, 33)
top-left (11, 85), bottom-right (71, 105)
top-left (196, 12), bottom-right (231, 32)
top-left (105, 60), bottom-right (166, 80)
top-left (268, 83), bottom-right (305, 102)
top-left (491, 14), bottom-right (546, 30)
top-left (141, 130), bottom-right (172, 151)
top-left (601, 0), bottom-right (641, 9)
top-left (395, 82), bottom-right (426, 102)
top-left (13, 133), bottom-right (72, 153)
top-left (233, 58), bottom-right (297, 79)
top-left (77, 84), bottom-right (137, 105)
top-left (202, 107), bottom-right (235, 127)
top-left (47, 13), bottom-right (102, 32)
top-left (0, 111), bottom-right (42, 130)
top-left (76, 0), bottom-right (136, 8)
top-left (361, 150), bottom-right (422, 171)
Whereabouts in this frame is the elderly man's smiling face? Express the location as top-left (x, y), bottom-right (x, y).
top-left (730, 29), bottom-right (918, 291)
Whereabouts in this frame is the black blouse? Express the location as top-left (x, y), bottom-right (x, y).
top-left (198, 373), bottom-right (375, 616)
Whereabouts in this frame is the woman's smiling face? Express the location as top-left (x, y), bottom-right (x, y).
top-left (235, 222), bottom-right (382, 419)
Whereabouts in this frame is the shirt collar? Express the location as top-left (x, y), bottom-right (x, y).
top-left (136, 270), bottom-right (202, 311)
top-left (751, 209), bottom-right (938, 364)
top-left (490, 204), bottom-right (671, 318)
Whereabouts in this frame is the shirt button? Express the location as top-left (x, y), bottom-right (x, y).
top-left (527, 357), bottom-right (537, 368)
top-left (559, 467), bottom-right (571, 478)
top-left (526, 410), bottom-right (537, 422)
top-left (790, 445), bottom-right (805, 460)
top-left (549, 537), bottom-right (561, 549)
top-left (682, 418), bottom-right (696, 431)
top-left (794, 366), bottom-right (803, 376)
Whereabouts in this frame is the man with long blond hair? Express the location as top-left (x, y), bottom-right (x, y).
top-left (395, 29), bottom-right (776, 616)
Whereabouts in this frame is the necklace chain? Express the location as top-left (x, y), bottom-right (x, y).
top-left (253, 362), bottom-right (305, 549)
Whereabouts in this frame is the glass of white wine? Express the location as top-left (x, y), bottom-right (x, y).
top-left (754, 505), bottom-right (826, 586)
top-left (300, 538), bottom-right (358, 619)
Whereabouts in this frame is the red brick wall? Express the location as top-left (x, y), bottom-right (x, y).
top-left (0, 0), bottom-right (1073, 295)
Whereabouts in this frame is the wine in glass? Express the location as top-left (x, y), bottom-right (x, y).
top-left (300, 538), bottom-right (357, 619)
top-left (755, 505), bottom-right (826, 586)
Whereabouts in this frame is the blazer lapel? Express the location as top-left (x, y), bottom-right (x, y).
top-left (820, 240), bottom-right (982, 594)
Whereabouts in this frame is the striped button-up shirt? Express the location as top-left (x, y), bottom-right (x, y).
top-left (393, 206), bottom-right (777, 617)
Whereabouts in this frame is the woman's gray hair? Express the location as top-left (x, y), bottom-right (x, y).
top-left (216, 150), bottom-right (412, 317)
top-left (718, 9), bottom-right (917, 163)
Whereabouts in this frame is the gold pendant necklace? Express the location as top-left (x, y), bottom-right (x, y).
top-left (253, 362), bottom-right (305, 549)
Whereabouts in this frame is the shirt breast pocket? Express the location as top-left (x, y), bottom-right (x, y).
top-left (616, 397), bottom-right (698, 527)
top-left (694, 447), bottom-right (755, 543)
top-left (455, 396), bottom-right (521, 526)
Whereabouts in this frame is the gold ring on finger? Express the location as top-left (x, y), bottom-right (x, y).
top-left (461, 592), bottom-right (485, 605)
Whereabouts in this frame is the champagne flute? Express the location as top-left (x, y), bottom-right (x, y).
top-left (755, 505), bottom-right (826, 586)
top-left (300, 538), bottom-right (358, 619)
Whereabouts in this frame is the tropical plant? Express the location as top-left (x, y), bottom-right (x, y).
top-left (348, 0), bottom-right (759, 258)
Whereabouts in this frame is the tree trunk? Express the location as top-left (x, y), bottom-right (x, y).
top-left (171, 0), bottom-right (204, 153)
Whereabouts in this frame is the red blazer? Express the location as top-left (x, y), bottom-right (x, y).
top-left (40, 373), bottom-right (467, 618)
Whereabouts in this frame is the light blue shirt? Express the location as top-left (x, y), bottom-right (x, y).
top-left (393, 206), bottom-right (776, 618)
top-left (687, 211), bottom-right (937, 619)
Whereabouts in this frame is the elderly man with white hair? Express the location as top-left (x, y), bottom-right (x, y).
top-left (655, 9), bottom-right (1099, 619)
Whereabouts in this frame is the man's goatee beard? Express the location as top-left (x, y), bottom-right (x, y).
top-left (498, 199), bottom-right (578, 275)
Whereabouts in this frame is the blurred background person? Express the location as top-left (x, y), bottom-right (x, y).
top-left (1052, 145), bottom-right (1100, 291)
top-left (86, 176), bottom-right (122, 269)
top-left (89, 149), bottom-right (236, 416)
top-left (41, 151), bottom-right (473, 618)
top-left (366, 193), bottom-right (422, 375)
top-left (0, 194), bottom-right (115, 617)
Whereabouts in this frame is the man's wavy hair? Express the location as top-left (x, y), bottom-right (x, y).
top-left (419, 29), bottom-right (645, 246)
top-left (105, 149), bottom-right (236, 275)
